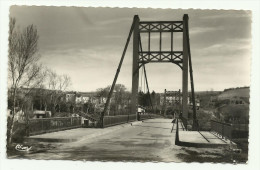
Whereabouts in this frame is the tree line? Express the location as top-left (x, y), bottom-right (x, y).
top-left (95, 85), bottom-right (161, 115)
top-left (7, 18), bottom-right (71, 144)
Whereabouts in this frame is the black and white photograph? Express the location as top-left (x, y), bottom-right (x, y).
top-left (0, 1), bottom-right (259, 170)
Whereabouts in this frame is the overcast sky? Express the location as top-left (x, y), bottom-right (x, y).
top-left (9, 6), bottom-right (251, 93)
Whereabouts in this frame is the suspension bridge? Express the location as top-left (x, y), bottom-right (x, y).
top-left (24, 15), bottom-right (235, 157)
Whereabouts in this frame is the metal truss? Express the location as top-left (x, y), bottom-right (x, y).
top-left (138, 51), bottom-right (183, 68)
top-left (138, 21), bottom-right (184, 68)
top-left (139, 21), bottom-right (183, 32)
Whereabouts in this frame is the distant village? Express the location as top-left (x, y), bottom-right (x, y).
top-left (8, 86), bottom-right (250, 127)
top-left (8, 86), bottom-right (196, 120)
top-left (8, 87), bottom-right (110, 120)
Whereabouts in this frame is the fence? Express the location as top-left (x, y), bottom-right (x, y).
top-left (103, 114), bottom-right (136, 127)
top-left (29, 117), bottom-right (82, 136)
top-left (210, 120), bottom-right (249, 140)
top-left (138, 113), bottom-right (163, 121)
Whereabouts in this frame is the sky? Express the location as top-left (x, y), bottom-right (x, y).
top-left (9, 6), bottom-right (251, 93)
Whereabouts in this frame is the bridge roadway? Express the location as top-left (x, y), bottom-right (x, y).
top-left (12, 118), bottom-right (232, 162)
top-left (16, 119), bottom-right (183, 161)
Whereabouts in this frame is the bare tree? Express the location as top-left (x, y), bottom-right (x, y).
top-left (44, 69), bottom-right (71, 114)
top-left (55, 74), bottom-right (71, 113)
top-left (98, 84), bottom-right (128, 115)
top-left (8, 18), bottom-right (43, 143)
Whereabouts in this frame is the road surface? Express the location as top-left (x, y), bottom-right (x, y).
top-left (9, 118), bottom-right (242, 163)
top-left (13, 119), bottom-right (186, 162)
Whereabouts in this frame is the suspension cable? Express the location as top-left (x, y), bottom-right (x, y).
top-left (101, 16), bottom-right (137, 125)
top-left (140, 63), bottom-right (143, 92)
top-left (139, 34), bottom-right (154, 113)
top-left (184, 16), bottom-right (197, 122)
top-left (143, 66), bottom-right (146, 93)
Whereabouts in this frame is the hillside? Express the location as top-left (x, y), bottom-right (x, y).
top-left (218, 87), bottom-right (250, 100)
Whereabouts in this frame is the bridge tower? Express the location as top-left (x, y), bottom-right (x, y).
top-left (130, 14), bottom-right (197, 129)
top-left (162, 89), bottom-right (181, 118)
top-left (102, 14), bottom-right (197, 130)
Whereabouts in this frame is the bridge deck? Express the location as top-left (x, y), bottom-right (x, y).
top-left (16, 118), bottom-right (237, 162)
top-left (179, 131), bottom-right (228, 144)
top-left (25, 122), bottom-right (140, 143)
top-left (177, 119), bottom-right (233, 147)
top-left (26, 118), bottom-right (232, 147)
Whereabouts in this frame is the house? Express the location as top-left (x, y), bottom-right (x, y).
top-left (82, 96), bottom-right (90, 103)
top-left (66, 92), bottom-right (76, 103)
top-left (75, 92), bottom-right (104, 105)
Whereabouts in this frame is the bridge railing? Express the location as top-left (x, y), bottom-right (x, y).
top-left (210, 120), bottom-right (232, 140)
top-left (103, 114), bottom-right (136, 128)
top-left (211, 120), bottom-right (249, 140)
top-left (28, 117), bottom-right (82, 136)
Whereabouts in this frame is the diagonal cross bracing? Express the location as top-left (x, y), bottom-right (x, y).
top-left (138, 51), bottom-right (183, 67)
top-left (139, 21), bottom-right (183, 32)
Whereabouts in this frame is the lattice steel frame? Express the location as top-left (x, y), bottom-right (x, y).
top-left (139, 21), bottom-right (183, 33)
top-left (138, 21), bottom-right (184, 69)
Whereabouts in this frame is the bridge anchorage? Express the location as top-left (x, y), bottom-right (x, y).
top-left (100, 14), bottom-right (198, 130)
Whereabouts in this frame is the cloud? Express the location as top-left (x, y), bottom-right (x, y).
top-left (10, 7), bottom-right (252, 92)
top-left (200, 11), bottom-right (251, 20)
top-left (197, 38), bottom-right (251, 58)
top-left (96, 17), bottom-right (132, 26)
top-left (190, 26), bottom-right (224, 35)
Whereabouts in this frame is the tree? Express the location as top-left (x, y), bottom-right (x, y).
top-left (8, 18), bottom-right (43, 144)
top-left (44, 69), bottom-right (71, 115)
top-left (96, 87), bottom-right (109, 98)
top-left (110, 84), bottom-right (127, 115)
top-left (97, 84), bottom-right (130, 115)
top-left (138, 91), bottom-right (150, 107)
